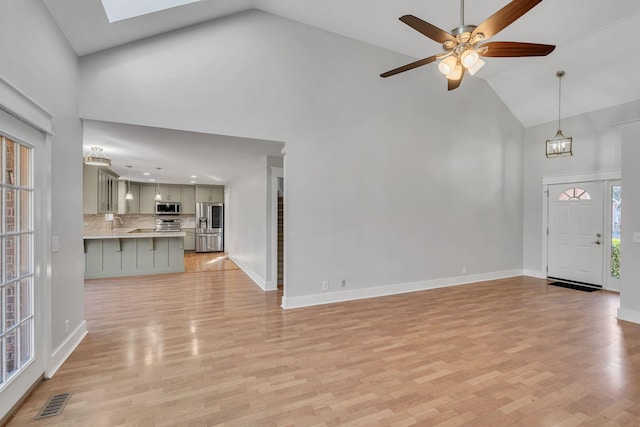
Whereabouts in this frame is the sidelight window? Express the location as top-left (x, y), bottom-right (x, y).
top-left (0, 135), bottom-right (33, 388)
top-left (611, 185), bottom-right (621, 279)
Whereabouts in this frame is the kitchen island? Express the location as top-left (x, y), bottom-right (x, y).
top-left (84, 228), bottom-right (186, 279)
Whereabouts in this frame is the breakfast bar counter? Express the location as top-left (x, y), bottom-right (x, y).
top-left (84, 228), bottom-right (186, 279)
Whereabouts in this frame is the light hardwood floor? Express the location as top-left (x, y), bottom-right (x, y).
top-left (184, 252), bottom-right (240, 273)
top-left (6, 271), bottom-right (640, 426)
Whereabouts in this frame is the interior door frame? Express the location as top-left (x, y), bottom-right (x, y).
top-left (541, 170), bottom-right (621, 289)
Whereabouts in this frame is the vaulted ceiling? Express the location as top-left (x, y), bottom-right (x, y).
top-left (42, 0), bottom-right (640, 182)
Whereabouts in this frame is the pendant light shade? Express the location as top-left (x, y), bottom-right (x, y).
top-left (125, 165), bottom-right (134, 200)
top-left (546, 71), bottom-right (573, 158)
top-left (155, 167), bottom-right (162, 201)
top-left (438, 56), bottom-right (457, 76)
top-left (84, 146), bottom-right (111, 166)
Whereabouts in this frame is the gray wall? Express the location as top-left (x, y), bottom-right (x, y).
top-left (78, 9), bottom-right (525, 301)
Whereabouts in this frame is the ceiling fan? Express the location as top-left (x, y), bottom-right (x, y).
top-left (380, 0), bottom-right (555, 90)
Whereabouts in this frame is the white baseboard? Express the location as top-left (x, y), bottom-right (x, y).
top-left (617, 308), bottom-right (640, 325)
top-left (228, 255), bottom-right (267, 291)
top-left (264, 279), bottom-right (277, 291)
top-left (281, 269), bottom-right (523, 309)
top-left (46, 320), bottom-right (87, 378)
top-left (523, 269), bottom-right (546, 279)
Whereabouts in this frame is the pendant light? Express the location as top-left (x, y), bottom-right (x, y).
top-left (155, 167), bottom-right (162, 201)
top-left (546, 71), bottom-right (573, 158)
top-left (84, 146), bottom-right (112, 166)
top-left (125, 165), bottom-right (134, 200)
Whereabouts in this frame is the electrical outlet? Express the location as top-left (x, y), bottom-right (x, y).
top-left (64, 319), bottom-right (70, 334)
top-left (321, 281), bottom-right (329, 291)
top-left (341, 279), bottom-right (346, 288)
top-left (462, 265), bottom-right (468, 274)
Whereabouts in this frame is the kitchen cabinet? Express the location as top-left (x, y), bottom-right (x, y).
top-left (159, 185), bottom-right (181, 202)
top-left (83, 165), bottom-right (119, 214)
top-left (139, 185), bottom-right (158, 214)
top-left (181, 186), bottom-right (196, 214)
top-left (139, 184), bottom-right (194, 213)
top-left (195, 185), bottom-right (224, 203)
top-left (84, 234), bottom-right (185, 279)
top-left (183, 229), bottom-right (195, 251)
top-left (118, 181), bottom-right (140, 214)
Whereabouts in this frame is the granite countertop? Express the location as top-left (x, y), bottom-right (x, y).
top-left (83, 228), bottom-right (186, 239)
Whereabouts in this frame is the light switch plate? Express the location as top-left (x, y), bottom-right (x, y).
top-left (634, 232), bottom-right (640, 243)
top-left (52, 236), bottom-right (60, 253)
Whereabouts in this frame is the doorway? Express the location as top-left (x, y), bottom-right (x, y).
top-left (0, 113), bottom-right (49, 419)
top-left (277, 178), bottom-right (284, 290)
top-left (547, 182), bottom-right (604, 287)
top-left (543, 173), bottom-right (622, 290)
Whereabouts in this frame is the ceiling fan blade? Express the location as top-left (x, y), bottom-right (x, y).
top-left (380, 55), bottom-right (438, 78)
top-left (448, 69), bottom-right (465, 91)
top-left (480, 41), bottom-right (555, 57)
top-left (472, 0), bottom-right (542, 40)
top-left (400, 15), bottom-right (456, 44)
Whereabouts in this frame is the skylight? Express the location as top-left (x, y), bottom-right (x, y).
top-left (101, 0), bottom-right (202, 23)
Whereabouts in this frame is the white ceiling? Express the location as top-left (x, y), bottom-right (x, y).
top-left (44, 0), bottom-right (640, 178)
top-left (83, 120), bottom-right (284, 185)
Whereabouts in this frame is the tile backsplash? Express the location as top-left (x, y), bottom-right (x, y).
top-left (84, 214), bottom-right (196, 234)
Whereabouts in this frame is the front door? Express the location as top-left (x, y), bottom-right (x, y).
top-left (547, 182), bottom-right (604, 286)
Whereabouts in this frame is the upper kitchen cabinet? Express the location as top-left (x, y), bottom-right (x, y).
top-left (159, 185), bottom-right (181, 202)
top-left (181, 186), bottom-right (195, 214)
top-left (139, 184), bottom-right (157, 214)
top-left (83, 165), bottom-right (119, 214)
top-left (138, 184), bottom-right (195, 214)
top-left (118, 181), bottom-right (140, 214)
top-left (195, 185), bottom-right (224, 203)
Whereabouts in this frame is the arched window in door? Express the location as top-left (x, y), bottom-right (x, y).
top-left (558, 188), bottom-right (591, 201)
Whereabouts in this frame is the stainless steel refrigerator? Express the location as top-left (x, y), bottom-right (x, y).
top-left (196, 202), bottom-right (224, 252)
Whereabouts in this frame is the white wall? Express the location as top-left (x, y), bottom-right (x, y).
top-left (618, 125), bottom-right (640, 323)
top-left (79, 10), bottom-right (525, 305)
top-left (0, 0), bottom-right (84, 416)
top-left (522, 101), bottom-right (640, 275)
top-left (226, 157), bottom-right (270, 287)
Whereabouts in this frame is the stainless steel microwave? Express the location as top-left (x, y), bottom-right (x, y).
top-left (156, 202), bottom-right (181, 215)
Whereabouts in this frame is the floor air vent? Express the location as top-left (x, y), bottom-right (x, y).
top-left (34, 392), bottom-right (73, 420)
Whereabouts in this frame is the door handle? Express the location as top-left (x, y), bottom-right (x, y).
top-left (593, 240), bottom-right (601, 245)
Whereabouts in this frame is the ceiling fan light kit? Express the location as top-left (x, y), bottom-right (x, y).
top-left (380, 0), bottom-right (555, 91)
top-left (546, 70), bottom-right (573, 158)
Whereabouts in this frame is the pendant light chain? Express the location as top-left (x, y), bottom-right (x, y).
top-left (557, 70), bottom-right (565, 131)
